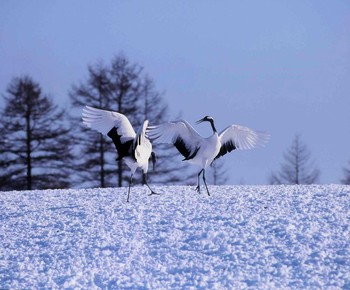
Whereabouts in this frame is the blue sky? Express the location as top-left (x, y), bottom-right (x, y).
top-left (1, 1), bottom-right (350, 184)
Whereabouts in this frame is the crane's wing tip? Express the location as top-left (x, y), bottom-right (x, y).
top-left (255, 132), bottom-right (271, 147)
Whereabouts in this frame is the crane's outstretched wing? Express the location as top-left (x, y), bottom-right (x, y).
top-left (147, 120), bottom-right (203, 160)
top-left (215, 125), bottom-right (270, 160)
top-left (82, 106), bottom-right (136, 142)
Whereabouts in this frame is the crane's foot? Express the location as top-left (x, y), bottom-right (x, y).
top-left (148, 191), bottom-right (160, 196)
top-left (195, 185), bottom-right (201, 194)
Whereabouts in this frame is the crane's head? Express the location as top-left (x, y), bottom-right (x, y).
top-left (196, 116), bottom-right (217, 133)
top-left (195, 116), bottom-right (214, 125)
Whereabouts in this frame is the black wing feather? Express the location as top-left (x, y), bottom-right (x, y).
top-left (214, 140), bottom-right (237, 160)
top-left (174, 136), bottom-right (200, 161)
top-left (107, 127), bottom-right (134, 160)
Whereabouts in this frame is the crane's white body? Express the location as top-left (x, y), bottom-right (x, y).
top-left (82, 106), bottom-right (155, 201)
top-left (187, 133), bottom-right (220, 169)
top-left (128, 119), bottom-right (152, 175)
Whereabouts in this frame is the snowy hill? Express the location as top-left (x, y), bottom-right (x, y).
top-left (1, 185), bottom-right (350, 289)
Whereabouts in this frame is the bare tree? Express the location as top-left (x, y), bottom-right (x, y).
top-left (270, 135), bottom-right (320, 185)
top-left (0, 76), bottom-right (72, 190)
top-left (341, 161), bottom-right (350, 185)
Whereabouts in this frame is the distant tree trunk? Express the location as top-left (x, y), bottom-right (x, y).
top-left (118, 159), bottom-right (123, 187)
top-left (99, 135), bottom-right (105, 188)
top-left (117, 90), bottom-right (124, 187)
top-left (26, 112), bottom-right (32, 190)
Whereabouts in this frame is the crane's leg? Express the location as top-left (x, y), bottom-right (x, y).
top-left (143, 173), bottom-right (159, 196)
top-left (127, 174), bottom-right (133, 203)
top-left (202, 169), bottom-right (210, 196)
top-left (195, 169), bottom-right (204, 194)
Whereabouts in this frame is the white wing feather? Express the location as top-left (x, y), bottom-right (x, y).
top-left (219, 124), bottom-right (270, 151)
top-left (82, 106), bottom-right (136, 141)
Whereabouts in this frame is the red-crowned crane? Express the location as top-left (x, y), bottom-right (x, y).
top-left (147, 116), bottom-right (269, 195)
top-left (82, 106), bottom-right (157, 202)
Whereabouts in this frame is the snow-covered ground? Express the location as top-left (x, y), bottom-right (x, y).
top-left (1, 185), bottom-right (349, 289)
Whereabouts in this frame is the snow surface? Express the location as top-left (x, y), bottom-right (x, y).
top-left (1, 185), bottom-right (350, 289)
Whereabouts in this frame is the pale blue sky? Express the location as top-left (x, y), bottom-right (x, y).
top-left (1, 1), bottom-right (350, 184)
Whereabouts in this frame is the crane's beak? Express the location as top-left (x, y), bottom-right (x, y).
top-left (195, 118), bottom-right (205, 125)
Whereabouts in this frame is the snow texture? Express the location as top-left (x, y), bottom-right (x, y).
top-left (1, 185), bottom-right (350, 289)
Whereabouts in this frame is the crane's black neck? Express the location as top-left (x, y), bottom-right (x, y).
top-left (208, 120), bottom-right (217, 133)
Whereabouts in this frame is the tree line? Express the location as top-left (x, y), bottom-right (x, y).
top-left (1, 54), bottom-right (349, 190)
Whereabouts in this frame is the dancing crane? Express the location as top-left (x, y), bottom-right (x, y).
top-left (82, 106), bottom-right (157, 202)
top-left (147, 116), bottom-right (269, 195)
